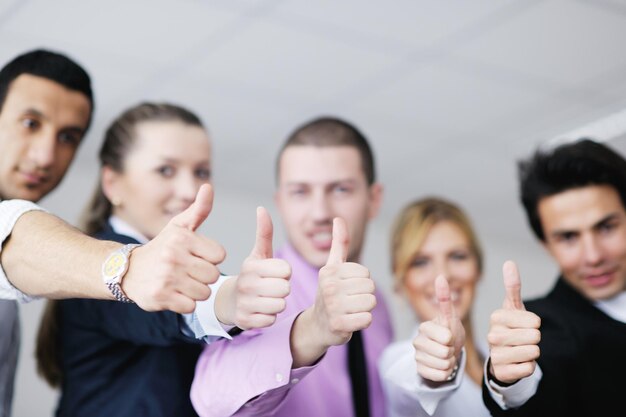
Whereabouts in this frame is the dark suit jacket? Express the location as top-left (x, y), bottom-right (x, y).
top-left (482, 277), bottom-right (626, 416)
top-left (55, 223), bottom-right (202, 417)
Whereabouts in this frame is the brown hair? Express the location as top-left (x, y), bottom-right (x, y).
top-left (36, 101), bottom-right (206, 388)
top-left (390, 197), bottom-right (484, 291)
top-left (80, 102), bottom-right (205, 235)
top-left (276, 116), bottom-right (376, 185)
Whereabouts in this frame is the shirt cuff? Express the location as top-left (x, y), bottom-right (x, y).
top-left (0, 200), bottom-right (46, 303)
top-left (485, 359), bottom-right (543, 409)
top-left (181, 275), bottom-right (234, 343)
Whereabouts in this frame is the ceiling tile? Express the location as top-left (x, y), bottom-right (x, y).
top-left (353, 61), bottom-right (551, 136)
top-left (455, 0), bottom-right (626, 87)
top-left (3, 0), bottom-right (239, 66)
top-left (191, 19), bottom-right (399, 103)
top-left (274, 0), bottom-right (515, 51)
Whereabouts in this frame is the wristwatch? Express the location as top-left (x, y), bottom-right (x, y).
top-left (102, 243), bottom-right (141, 303)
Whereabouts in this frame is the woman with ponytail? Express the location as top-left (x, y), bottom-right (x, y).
top-left (36, 102), bottom-right (214, 417)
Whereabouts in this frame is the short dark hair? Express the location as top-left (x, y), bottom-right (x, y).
top-left (519, 138), bottom-right (626, 241)
top-left (276, 116), bottom-right (376, 185)
top-left (0, 49), bottom-right (94, 128)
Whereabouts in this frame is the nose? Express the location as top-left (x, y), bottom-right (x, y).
top-left (310, 190), bottom-right (332, 223)
top-left (176, 171), bottom-right (202, 204)
top-left (582, 234), bottom-right (604, 266)
top-left (434, 259), bottom-right (450, 282)
top-left (28, 133), bottom-right (56, 170)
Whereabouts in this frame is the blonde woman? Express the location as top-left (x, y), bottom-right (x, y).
top-left (379, 197), bottom-right (490, 417)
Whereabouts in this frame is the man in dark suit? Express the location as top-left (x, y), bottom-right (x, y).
top-left (483, 138), bottom-right (626, 416)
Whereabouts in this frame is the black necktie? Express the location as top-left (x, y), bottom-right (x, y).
top-left (347, 330), bottom-right (370, 417)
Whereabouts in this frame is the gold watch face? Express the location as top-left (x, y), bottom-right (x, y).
top-left (103, 252), bottom-right (127, 281)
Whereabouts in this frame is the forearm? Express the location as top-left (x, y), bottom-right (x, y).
top-left (2, 211), bottom-right (117, 300)
top-left (290, 308), bottom-right (330, 368)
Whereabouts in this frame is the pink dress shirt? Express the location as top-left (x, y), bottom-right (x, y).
top-left (190, 244), bottom-right (393, 417)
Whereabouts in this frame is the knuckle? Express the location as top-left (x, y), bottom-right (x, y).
top-left (531, 313), bottom-right (541, 329)
top-left (321, 281), bottom-right (339, 298)
top-left (362, 312), bottom-right (373, 328)
top-left (530, 329), bottom-right (541, 344)
top-left (159, 246), bottom-right (179, 265)
top-left (329, 316), bottom-right (345, 333)
top-left (529, 345), bottom-right (540, 359)
top-left (320, 264), bottom-right (336, 277)
top-left (487, 331), bottom-right (503, 346)
top-left (490, 309), bottom-right (505, 324)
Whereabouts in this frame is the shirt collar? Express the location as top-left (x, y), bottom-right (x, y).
top-left (108, 215), bottom-right (150, 244)
top-left (595, 291), bottom-right (626, 324)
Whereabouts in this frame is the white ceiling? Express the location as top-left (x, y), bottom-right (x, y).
top-left (7, 1), bottom-right (626, 414)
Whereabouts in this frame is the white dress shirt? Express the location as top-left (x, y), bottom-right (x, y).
top-left (0, 199), bottom-right (44, 302)
top-left (379, 326), bottom-right (491, 417)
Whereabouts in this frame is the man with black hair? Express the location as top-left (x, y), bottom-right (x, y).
top-left (483, 138), bottom-right (626, 416)
top-left (0, 48), bottom-right (93, 417)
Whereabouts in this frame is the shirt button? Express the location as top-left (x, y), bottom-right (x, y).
top-left (291, 378), bottom-right (300, 384)
top-left (275, 373), bottom-right (284, 383)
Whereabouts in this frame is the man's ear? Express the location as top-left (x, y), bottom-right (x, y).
top-left (367, 182), bottom-right (384, 220)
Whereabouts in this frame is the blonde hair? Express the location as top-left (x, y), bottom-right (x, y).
top-left (390, 197), bottom-right (483, 290)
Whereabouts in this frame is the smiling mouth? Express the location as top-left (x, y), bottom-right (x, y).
top-left (310, 231), bottom-right (332, 250)
top-left (20, 170), bottom-right (47, 185)
top-left (431, 290), bottom-right (460, 304)
top-left (584, 271), bottom-right (614, 287)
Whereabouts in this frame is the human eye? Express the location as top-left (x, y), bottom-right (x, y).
top-left (333, 183), bottom-right (353, 196)
top-left (58, 131), bottom-right (81, 147)
top-left (156, 165), bottom-right (175, 178)
top-left (599, 220), bottom-right (618, 234)
top-left (288, 186), bottom-right (307, 197)
top-left (195, 167), bottom-right (211, 180)
top-left (450, 251), bottom-right (470, 261)
top-left (410, 257), bottom-right (429, 268)
top-left (21, 117), bottom-right (40, 130)
top-left (556, 232), bottom-right (577, 244)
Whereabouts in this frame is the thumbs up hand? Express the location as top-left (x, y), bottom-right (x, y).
top-left (311, 217), bottom-right (377, 348)
top-left (215, 207), bottom-right (291, 330)
top-left (124, 184), bottom-right (226, 313)
top-left (487, 261), bottom-right (541, 384)
top-left (413, 275), bottom-right (465, 382)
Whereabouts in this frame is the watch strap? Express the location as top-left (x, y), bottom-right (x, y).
top-left (104, 243), bottom-right (140, 303)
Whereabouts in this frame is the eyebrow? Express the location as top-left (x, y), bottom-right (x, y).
top-left (550, 212), bottom-right (620, 238)
top-left (23, 107), bottom-right (45, 119)
top-left (283, 179), bottom-right (358, 187)
top-left (158, 157), bottom-right (210, 165)
top-left (594, 213), bottom-right (620, 227)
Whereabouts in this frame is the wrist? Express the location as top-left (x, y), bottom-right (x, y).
top-left (290, 308), bottom-right (331, 368)
top-left (487, 357), bottom-right (518, 387)
top-left (104, 243), bottom-right (141, 303)
top-left (214, 276), bottom-right (237, 326)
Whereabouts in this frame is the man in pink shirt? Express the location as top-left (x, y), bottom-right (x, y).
top-left (191, 116), bottom-right (394, 417)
